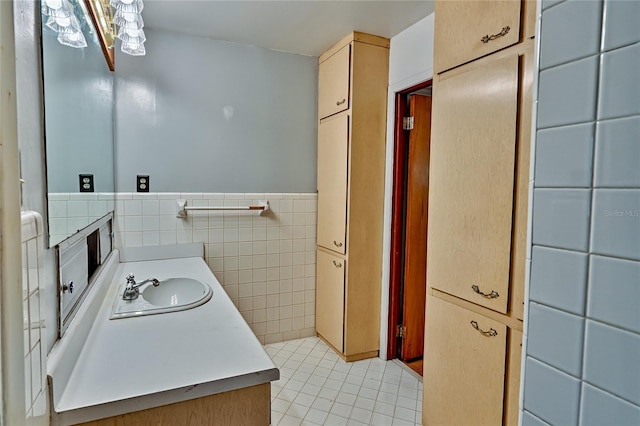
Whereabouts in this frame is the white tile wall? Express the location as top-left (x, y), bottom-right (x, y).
top-left (113, 192), bottom-right (318, 345)
top-left (48, 193), bottom-right (115, 246)
top-left (524, 1), bottom-right (640, 424)
top-left (21, 212), bottom-right (47, 419)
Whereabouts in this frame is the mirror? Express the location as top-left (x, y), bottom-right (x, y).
top-left (42, 0), bottom-right (115, 247)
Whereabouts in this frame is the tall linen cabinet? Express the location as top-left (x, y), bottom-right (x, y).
top-left (315, 32), bottom-right (389, 361)
top-left (423, 1), bottom-right (535, 424)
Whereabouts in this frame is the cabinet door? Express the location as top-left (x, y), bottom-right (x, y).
top-left (317, 114), bottom-right (348, 254)
top-left (427, 54), bottom-right (518, 313)
top-left (316, 250), bottom-right (346, 352)
top-left (505, 329), bottom-right (524, 426)
top-left (423, 296), bottom-right (507, 425)
top-left (318, 44), bottom-right (350, 119)
top-left (434, 0), bottom-right (521, 74)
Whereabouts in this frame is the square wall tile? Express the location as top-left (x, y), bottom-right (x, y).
top-left (529, 246), bottom-right (588, 315)
top-left (534, 123), bottom-right (594, 187)
top-left (523, 357), bottom-right (581, 425)
top-left (588, 255), bottom-right (640, 333)
top-left (594, 116), bottom-right (640, 187)
top-left (539, 0), bottom-right (602, 70)
top-left (591, 189), bottom-right (640, 260)
top-left (580, 383), bottom-right (640, 425)
top-left (598, 43), bottom-right (640, 120)
top-left (541, 0), bottom-right (564, 10)
top-left (527, 303), bottom-right (584, 377)
top-left (584, 320), bottom-right (640, 405)
top-left (603, 0), bottom-right (640, 51)
top-left (537, 56), bottom-right (598, 129)
top-left (532, 189), bottom-right (592, 251)
top-left (522, 411), bottom-right (550, 426)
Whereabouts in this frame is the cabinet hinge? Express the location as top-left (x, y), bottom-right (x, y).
top-left (396, 325), bottom-right (407, 338)
top-left (403, 116), bottom-right (414, 130)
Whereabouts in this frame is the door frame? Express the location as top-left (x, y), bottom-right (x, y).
top-left (386, 79), bottom-right (432, 360)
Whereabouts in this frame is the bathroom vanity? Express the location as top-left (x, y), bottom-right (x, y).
top-left (47, 244), bottom-right (278, 425)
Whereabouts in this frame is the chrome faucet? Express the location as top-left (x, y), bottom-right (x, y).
top-left (122, 273), bottom-right (160, 300)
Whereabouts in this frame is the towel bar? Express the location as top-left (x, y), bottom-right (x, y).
top-left (176, 199), bottom-right (270, 218)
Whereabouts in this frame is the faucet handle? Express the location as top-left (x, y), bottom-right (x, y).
top-left (126, 273), bottom-right (135, 284)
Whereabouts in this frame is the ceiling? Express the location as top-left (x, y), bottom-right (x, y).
top-left (142, 1), bottom-right (435, 57)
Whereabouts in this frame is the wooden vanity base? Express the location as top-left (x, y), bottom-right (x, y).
top-left (75, 383), bottom-right (271, 426)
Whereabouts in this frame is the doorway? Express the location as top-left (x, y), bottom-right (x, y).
top-left (387, 80), bottom-right (432, 376)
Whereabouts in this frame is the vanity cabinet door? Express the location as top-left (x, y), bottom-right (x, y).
top-left (434, 0), bottom-right (521, 74)
top-left (317, 114), bottom-right (349, 254)
top-left (426, 54), bottom-right (519, 313)
top-left (59, 240), bottom-right (89, 322)
top-left (316, 250), bottom-right (346, 352)
top-left (318, 44), bottom-right (351, 119)
top-left (423, 295), bottom-right (507, 426)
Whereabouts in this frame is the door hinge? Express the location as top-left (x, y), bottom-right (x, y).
top-left (396, 325), bottom-right (407, 338)
top-left (403, 116), bottom-right (414, 130)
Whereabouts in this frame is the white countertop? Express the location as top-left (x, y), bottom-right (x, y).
top-left (49, 254), bottom-right (278, 424)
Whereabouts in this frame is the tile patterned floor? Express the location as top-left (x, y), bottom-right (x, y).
top-left (265, 337), bottom-right (423, 426)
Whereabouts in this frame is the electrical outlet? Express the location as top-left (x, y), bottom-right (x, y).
top-left (137, 175), bottom-right (150, 192)
top-left (79, 174), bottom-right (94, 192)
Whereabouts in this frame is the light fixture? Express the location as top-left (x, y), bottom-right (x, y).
top-left (41, 0), bottom-right (146, 61)
top-left (111, 0), bottom-right (146, 56)
top-left (41, 0), bottom-right (87, 48)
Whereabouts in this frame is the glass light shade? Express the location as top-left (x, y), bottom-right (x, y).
top-left (58, 29), bottom-right (88, 48)
top-left (41, 0), bottom-right (72, 18)
top-left (121, 41), bottom-right (145, 56)
top-left (43, 0), bottom-right (64, 10)
top-left (117, 27), bottom-right (146, 44)
top-left (110, 0), bottom-right (143, 14)
top-left (113, 10), bottom-right (144, 29)
top-left (45, 14), bottom-right (74, 32)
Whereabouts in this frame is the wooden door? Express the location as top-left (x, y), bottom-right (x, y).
top-left (427, 54), bottom-right (519, 313)
top-left (316, 250), bottom-right (346, 352)
top-left (423, 295), bottom-right (507, 425)
top-left (317, 114), bottom-right (348, 254)
top-left (318, 44), bottom-right (351, 119)
top-left (401, 95), bottom-right (432, 361)
top-left (434, 0), bottom-right (521, 73)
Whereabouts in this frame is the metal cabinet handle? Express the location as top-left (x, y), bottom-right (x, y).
top-left (333, 260), bottom-right (343, 268)
top-left (62, 281), bottom-right (74, 294)
top-left (336, 99), bottom-right (346, 106)
top-left (471, 320), bottom-right (498, 337)
top-left (333, 240), bottom-right (343, 248)
top-left (471, 285), bottom-right (499, 299)
top-left (481, 26), bottom-right (511, 43)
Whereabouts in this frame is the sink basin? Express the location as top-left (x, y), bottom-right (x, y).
top-left (142, 278), bottom-right (210, 307)
top-left (110, 277), bottom-right (213, 319)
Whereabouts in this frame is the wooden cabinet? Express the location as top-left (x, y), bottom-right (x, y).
top-left (424, 294), bottom-right (523, 426)
top-left (318, 44), bottom-right (351, 119)
top-left (315, 32), bottom-right (389, 361)
top-left (427, 54), bottom-right (519, 314)
top-left (423, 296), bottom-right (507, 426)
top-left (423, 1), bottom-right (534, 424)
top-left (434, 0), bottom-right (536, 74)
top-left (317, 114), bottom-right (348, 254)
top-left (316, 250), bottom-right (346, 351)
top-left (76, 383), bottom-right (270, 426)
